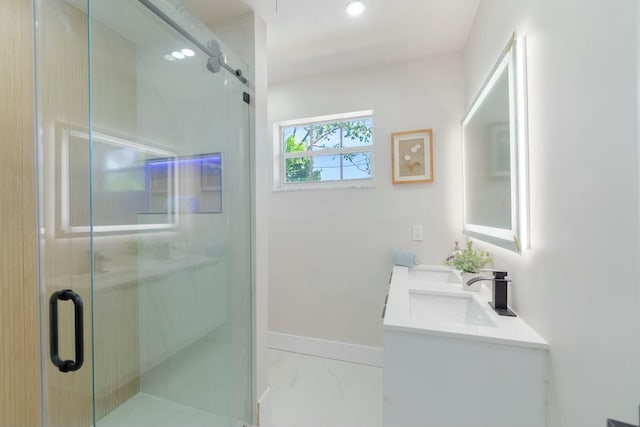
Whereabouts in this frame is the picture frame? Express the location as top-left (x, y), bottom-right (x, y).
top-left (391, 129), bottom-right (433, 184)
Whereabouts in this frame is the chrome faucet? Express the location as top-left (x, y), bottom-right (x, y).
top-left (466, 270), bottom-right (516, 317)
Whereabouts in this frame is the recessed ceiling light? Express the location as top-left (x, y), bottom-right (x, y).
top-left (345, 0), bottom-right (365, 17)
top-left (171, 51), bottom-right (185, 59)
top-left (163, 54), bottom-right (176, 62)
top-left (181, 48), bottom-right (195, 57)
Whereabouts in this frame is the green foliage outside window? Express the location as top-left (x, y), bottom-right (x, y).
top-left (285, 135), bottom-right (322, 182)
top-left (284, 119), bottom-right (373, 183)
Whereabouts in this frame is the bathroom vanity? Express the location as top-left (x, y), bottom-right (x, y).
top-left (383, 265), bottom-right (548, 427)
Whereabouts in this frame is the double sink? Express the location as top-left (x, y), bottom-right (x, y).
top-left (408, 266), bottom-right (495, 328)
top-left (385, 264), bottom-right (548, 349)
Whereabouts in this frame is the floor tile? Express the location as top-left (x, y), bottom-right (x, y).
top-left (268, 349), bottom-right (383, 427)
top-left (96, 393), bottom-right (232, 427)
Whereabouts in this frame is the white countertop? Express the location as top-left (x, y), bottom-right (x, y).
top-left (384, 265), bottom-right (549, 350)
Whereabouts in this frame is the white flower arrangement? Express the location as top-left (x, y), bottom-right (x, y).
top-left (402, 143), bottom-right (423, 173)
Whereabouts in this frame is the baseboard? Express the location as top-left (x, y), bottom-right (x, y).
top-left (268, 332), bottom-right (383, 367)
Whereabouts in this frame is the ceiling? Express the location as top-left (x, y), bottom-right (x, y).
top-left (181, 0), bottom-right (480, 83)
top-left (180, 0), bottom-right (253, 27)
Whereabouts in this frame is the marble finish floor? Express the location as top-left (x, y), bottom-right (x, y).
top-left (95, 393), bottom-right (234, 427)
top-left (268, 349), bottom-right (383, 427)
top-left (97, 330), bottom-right (250, 427)
top-left (98, 347), bottom-right (382, 427)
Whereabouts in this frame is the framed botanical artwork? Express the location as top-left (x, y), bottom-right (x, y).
top-left (391, 129), bottom-right (433, 184)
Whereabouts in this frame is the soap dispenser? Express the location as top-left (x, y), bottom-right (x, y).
top-left (446, 241), bottom-right (462, 262)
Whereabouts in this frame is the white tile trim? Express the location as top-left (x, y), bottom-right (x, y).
top-left (256, 387), bottom-right (272, 427)
top-left (268, 332), bottom-right (383, 367)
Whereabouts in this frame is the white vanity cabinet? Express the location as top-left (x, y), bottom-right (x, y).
top-left (383, 330), bottom-right (546, 427)
top-left (383, 265), bottom-right (548, 427)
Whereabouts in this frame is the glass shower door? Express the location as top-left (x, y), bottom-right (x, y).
top-left (35, 0), bottom-right (253, 426)
top-left (35, 0), bottom-right (96, 425)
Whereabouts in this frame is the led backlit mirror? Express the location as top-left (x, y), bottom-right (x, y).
top-left (59, 127), bottom-right (223, 234)
top-left (462, 34), bottom-right (529, 252)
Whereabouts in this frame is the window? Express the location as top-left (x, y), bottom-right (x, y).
top-left (275, 111), bottom-right (374, 189)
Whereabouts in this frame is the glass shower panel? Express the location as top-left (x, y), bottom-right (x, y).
top-left (35, 0), bottom-right (252, 425)
top-left (88, 0), bottom-right (252, 426)
top-left (34, 0), bottom-right (94, 425)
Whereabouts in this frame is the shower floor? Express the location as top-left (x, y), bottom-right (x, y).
top-left (96, 393), bottom-right (232, 427)
top-left (95, 328), bottom-right (251, 427)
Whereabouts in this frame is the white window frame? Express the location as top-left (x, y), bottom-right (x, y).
top-left (273, 110), bottom-right (375, 191)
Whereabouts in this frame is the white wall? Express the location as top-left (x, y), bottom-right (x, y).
top-left (464, 1), bottom-right (640, 426)
top-left (268, 53), bottom-right (465, 347)
top-left (249, 12), bottom-right (270, 418)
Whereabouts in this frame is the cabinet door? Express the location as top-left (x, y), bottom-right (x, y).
top-left (384, 330), bottom-right (546, 427)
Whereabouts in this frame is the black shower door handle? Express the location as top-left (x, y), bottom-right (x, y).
top-left (49, 289), bottom-right (84, 373)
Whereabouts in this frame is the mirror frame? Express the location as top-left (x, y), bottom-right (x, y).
top-left (462, 33), bottom-right (529, 252)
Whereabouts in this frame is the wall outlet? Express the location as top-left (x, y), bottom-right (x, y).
top-left (412, 225), bottom-right (424, 241)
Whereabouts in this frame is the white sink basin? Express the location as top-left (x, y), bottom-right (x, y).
top-left (409, 290), bottom-right (496, 327)
top-left (408, 266), bottom-right (461, 285)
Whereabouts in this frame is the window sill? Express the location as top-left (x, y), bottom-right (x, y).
top-left (273, 180), bottom-right (375, 192)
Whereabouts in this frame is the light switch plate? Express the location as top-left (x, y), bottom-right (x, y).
top-left (412, 225), bottom-right (424, 241)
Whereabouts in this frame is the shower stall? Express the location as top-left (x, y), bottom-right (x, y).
top-left (34, 0), bottom-right (253, 426)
